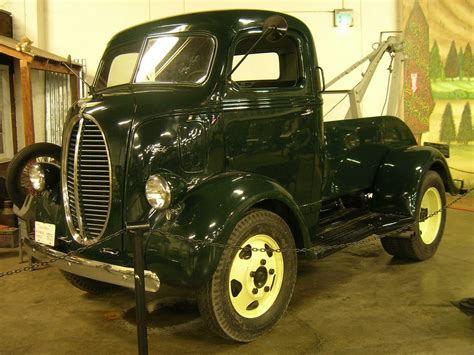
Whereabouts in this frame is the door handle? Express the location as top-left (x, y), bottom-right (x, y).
top-left (301, 108), bottom-right (314, 117)
top-left (316, 66), bottom-right (326, 93)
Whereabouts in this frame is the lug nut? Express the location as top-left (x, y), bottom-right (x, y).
top-left (250, 271), bottom-right (255, 277)
top-left (264, 286), bottom-right (270, 292)
top-left (269, 269), bottom-right (274, 275)
top-left (260, 259), bottom-right (266, 265)
top-left (252, 288), bottom-right (258, 294)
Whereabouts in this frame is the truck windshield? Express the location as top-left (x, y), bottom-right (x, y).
top-left (95, 35), bottom-right (215, 90)
top-left (135, 35), bottom-right (215, 85)
top-left (95, 40), bottom-right (142, 90)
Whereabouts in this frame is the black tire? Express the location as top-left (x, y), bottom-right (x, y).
top-left (61, 271), bottom-right (117, 294)
top-left (6, 143), bottom-right (61, 207)
top-left (197, 209), bottom-right (297, 342)
top-left (381, 171), bottom-right (446, 261)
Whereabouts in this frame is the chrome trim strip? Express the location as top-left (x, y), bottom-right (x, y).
top-left (24, 238), bottom-right (160, 293)
top-left (73, 117), bottom-right (84, 236)
top-left (61, 115), bottom-right (79, 242)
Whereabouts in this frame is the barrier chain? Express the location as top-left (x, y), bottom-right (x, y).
top-left (0, 230), bottom-right (124, 277)
top-left (170, 188), bottom-right (473, 255)
top-left (0, 188), bottom-right (472, 278)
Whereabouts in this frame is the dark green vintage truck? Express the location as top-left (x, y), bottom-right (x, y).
top-left (7, 10), bottom-right (460, 342)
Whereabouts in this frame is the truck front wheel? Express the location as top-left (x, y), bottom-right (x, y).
top-left (197, 209), bottom-right (297, 342)
top-left (381, 171), bottom-right (446, 261)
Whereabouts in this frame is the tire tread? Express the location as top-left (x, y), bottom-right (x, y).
top-left (197, 209), bottom-right (296, 342)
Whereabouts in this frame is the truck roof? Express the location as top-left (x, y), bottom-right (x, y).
top-left (109, 9), bottom-right (311, 44)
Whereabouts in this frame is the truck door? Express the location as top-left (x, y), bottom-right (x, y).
top-left (223, 30), bottom-right (320, 206)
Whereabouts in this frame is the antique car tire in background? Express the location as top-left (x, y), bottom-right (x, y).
top-left (6, 142), bottom-right (61, 207)
top-left (197, 209), bottom-right (297, 342)
top-left (61, 271), bottom-right (117, 294)
top-left (381, 171), bottom-right (446, 261)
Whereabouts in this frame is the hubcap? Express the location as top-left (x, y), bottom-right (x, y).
top-left (253, 266), bottom-right (268, 288)
top-left (228, 234), bottom-right (284, 318)
top-left (418, 187), bottom-right (442, 244)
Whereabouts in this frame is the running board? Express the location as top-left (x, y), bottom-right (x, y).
top-left (311, 211), bottom-right (413, 257)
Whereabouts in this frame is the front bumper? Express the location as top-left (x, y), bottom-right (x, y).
top-left (23, 238), bottom-right (160, 293)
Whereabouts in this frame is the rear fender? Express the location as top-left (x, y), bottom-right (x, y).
top-left (372, 146), bottom-right (458, 216)
top-left (145, 172), bottom-right (309, 288)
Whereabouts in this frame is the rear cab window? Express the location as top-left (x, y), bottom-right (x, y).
top-left (230, 33), bottom-right (304, 89)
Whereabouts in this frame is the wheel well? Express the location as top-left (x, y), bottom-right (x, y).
top-left (253, 199), bottom-right (305, 249)
top-left (430, 161), bottom-right (450, 193)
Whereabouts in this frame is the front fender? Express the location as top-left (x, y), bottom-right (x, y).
top-left (144, 172), bottom-right (309, 288)
top-left (372, 146), bottom-right (457, 216)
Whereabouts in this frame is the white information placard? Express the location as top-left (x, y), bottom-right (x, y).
top-left (35, 221), bottom-right (56, 246)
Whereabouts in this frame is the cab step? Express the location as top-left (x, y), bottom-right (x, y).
top-left (311, 211), bottom-right (413, 257)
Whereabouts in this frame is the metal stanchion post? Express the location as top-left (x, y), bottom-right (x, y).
top-left (126, 222), bottom-right (150, 355)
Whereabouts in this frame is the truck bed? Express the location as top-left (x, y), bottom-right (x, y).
top-left (321, 115), bottom-right (417, 201)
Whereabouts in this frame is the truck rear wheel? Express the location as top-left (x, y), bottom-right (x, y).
top-left (381, 171), bottom-right (446, 261)
top-left (61, 271), bottom-right (117, 294)
top-left (197, 209), bottom-right (297, 342)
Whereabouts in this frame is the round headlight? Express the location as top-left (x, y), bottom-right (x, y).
top-left (29, 164), bottom-right (45, 191)
top-left (145, 175), bottom-right (171, 209)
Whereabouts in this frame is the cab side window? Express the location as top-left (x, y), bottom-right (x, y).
top-left (231, 34), bottom-right (302, 89)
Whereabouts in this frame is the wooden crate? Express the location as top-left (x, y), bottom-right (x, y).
top-left (0, 227), bottom-right (18, 248)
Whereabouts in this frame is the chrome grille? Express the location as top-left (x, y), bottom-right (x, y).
top-left (63, 115), bottom-right (112, 245)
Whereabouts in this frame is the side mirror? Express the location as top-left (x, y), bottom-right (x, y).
top-left (263, 15), bottom-right (288, 41)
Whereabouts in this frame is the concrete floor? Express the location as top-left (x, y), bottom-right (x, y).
top-left (1, 208), bottom-right (473, 354)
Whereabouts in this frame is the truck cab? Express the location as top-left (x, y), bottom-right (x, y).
top-left (8, 10), bottom-right (460, 342)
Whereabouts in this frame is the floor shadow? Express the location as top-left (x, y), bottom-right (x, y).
top-left (452, 298), bottom-right (474, 316)
top-left (124, 297), bottom-right (200, 329)
top-left (386, 256), bottom-right (418, 265)
top-left (0, 248), bottom-right (19, 258)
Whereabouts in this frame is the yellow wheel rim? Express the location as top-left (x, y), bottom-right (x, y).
top-left (418, 187), bottom-right (442, 244)
top-left (228, 234), bottom-right (284, 319)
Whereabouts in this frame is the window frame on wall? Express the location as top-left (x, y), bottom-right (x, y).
top-left (0, 64), bottom-right (13, 162)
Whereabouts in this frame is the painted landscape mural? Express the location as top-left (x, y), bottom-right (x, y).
top-left (401, 0), bottom-right (473, 190)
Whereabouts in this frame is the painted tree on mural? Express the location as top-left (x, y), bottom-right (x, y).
top-left (403, 0), bottom-right (434, 139)
top-left (458, 48), bottom-right (464, 79)
top-left (439, 103), bottom-right (456, 144)
top-left (457, 102), bottom-right (473, 145)
top-left (464, 43), bottom-right (472, 80)
top-left (429, 41), bottom-right (443, 80)
top-left (403, 0), bottom-right (473, 189)
top-left (445, 41), bottom-right (460, 79)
